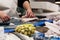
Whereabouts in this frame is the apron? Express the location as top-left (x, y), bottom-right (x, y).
top-left (0, 0), bottom-right (18, 17)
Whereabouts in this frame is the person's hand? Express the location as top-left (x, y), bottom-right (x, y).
top-left (22, 9), bottom-right (36, 18)
top-left (0, 11), bottom-right (10, 22)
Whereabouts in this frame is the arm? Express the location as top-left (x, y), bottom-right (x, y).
top-left (22, 1), bottom-right (35, 18)
top-left (23, 1), bottom-right (31, 10)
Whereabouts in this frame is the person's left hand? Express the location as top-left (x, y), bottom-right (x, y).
top-left (22, 9), bottom-right (36, 18)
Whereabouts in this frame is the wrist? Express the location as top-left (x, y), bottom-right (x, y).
top-left (27, 8), bottom-right (32, 11)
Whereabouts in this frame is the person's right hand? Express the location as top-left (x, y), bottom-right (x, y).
top-left (0, 11), bottom-right (10, 22)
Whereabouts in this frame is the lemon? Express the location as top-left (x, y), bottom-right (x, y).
top-left (17, 29), bottom-right (21, 33)
top-left (24, 32), bottom-right (28, 35)
top-left (15, 24), bottom-right (36, 36)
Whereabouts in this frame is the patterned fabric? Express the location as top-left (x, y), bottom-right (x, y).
top-left (17, 7), bottom-right (26, 16)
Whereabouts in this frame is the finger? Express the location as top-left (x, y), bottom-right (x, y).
top-left (8, 16), bottom-right (10, 20)
top-left (24, 14), bottom-right (28, 18)
top-left (29, 12), bottom-right (33, 18)
top-left (4, 17), bottom-right (9, 22)
top-left (1, 18), bottom-right (5, 22)
top-left (29, 14), bottom-right (31, 18)
top-left (26, 11), bottom-right (30, 17)
top-left (0, 16), bottom-right (9, 22)
top-left (32, 14), bottom-right (36, 18)
top-left (30, 15), bottom-right (33, 18)
top-left (6, 16), bottom-right (10, 21)
top-left (31, 13), bottom-right (36, 18)
top-left (3, 17), bottom-right (7, 22)
top-left (26, 12), bottom-right (30, 18)
top-left (3, 16), bottom-right (9, 22)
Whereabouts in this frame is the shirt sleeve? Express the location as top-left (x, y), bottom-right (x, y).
top-left (18, 0), bottom-right (30, 8)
